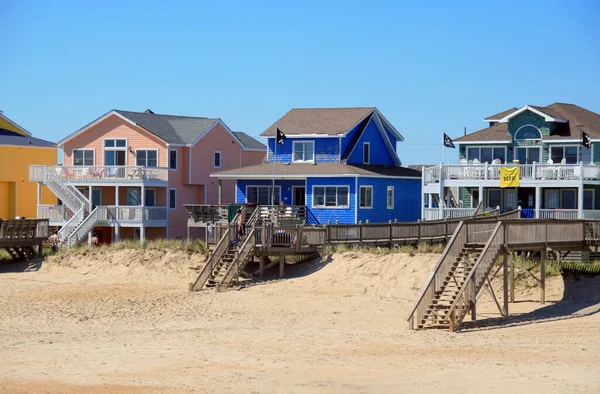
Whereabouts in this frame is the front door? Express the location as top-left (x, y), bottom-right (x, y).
top-left (127, 188), bottom-right (140, 206)
top-left (293, 186), bottom-right (306, 206)
top-left (91, 188), bottom-right (102, 209)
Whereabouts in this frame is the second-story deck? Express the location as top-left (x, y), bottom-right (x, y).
top-left (30, 165), bottom-right (169, 186)
top-left (423, 162), bottom-right (600, 189)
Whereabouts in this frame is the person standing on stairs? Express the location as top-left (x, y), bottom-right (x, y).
top-left (237, 208), bottom-right (245, 241)
top-left (48, 231), bottom-right (59, 252)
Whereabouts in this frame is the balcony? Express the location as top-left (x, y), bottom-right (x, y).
top-left (423, 163), bottom-right (600, 186)
top-left (30, 165), bottom-right (168, 185)
top-left (37, 205), bottom-right (168, 226)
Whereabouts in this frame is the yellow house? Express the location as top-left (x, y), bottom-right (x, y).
top-left (0, 111), bottom-right (58, 219)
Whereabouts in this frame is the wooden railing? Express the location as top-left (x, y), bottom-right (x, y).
top-left (184, 204), bottom-right (231, 223)
top-left (191, 223), bottom-right (235, 291)
top-left (0, 219), bottom-right (49, 242)
top-left (219, 228), bottom-right (257, 290)
top-left (31, 165), bottom-right (168, 183)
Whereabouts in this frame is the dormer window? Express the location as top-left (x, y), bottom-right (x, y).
top-left (514, 125), bottom-right (542, 141)
top-left (363, 142), bottom-right (370, 164)
top-left (293, 141), bottom-right (314, 162)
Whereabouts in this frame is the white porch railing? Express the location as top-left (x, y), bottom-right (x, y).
top-left (424, 163), bottom-right (599, 184)
top-left (96, 206), bottom-right (168, 222)
top-left (423, 208), bottom-right (477, 221)
top-left (537, 209), bottom-right (579, 219)
top-left (30, 165), bottom-right (168, 184)
top-left (583, 210), bottom-right (600, 219)
top-left (37, 204), bottom-right (71, 221)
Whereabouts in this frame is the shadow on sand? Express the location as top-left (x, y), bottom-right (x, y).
top-left (242, 255), bottom-right (333, 287)
top-left (461, 273), bottom-right (600, 332)
top-left (0, 257), bottom-right (45, 274)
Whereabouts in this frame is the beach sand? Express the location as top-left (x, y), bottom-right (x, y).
top-left (0, 249), bottom-right (599, 393)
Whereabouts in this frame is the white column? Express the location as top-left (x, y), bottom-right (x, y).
top-left (420, 166), bottom-right (425, 220)
top-left (88, 185), bottom-right (92, 204)
top-left (438, 164), bottom-right (444, 219)
top-left (140, 226), bottom-right (145, 244)
top-left (428, 193), bottom-right (432, 208)
top-left (478, 185), bottom-right (484, 210)
top-left (114, 186), bottom-right (120, 243)
top-left (115, 186), bottom-right (119, 205)
top-left (578, 183), bottom-right (584, 219)
top-left (37, 183), bottom-right (41, 206)
top-left (535, 186), bottom-right (541, 219)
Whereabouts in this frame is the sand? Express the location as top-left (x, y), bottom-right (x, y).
top-left (0, 249), bottom-right (599, 393)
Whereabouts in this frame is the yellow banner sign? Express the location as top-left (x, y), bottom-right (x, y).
top-left (500, 167), bottom-right (520, 188)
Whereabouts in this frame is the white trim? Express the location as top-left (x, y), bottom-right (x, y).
top-left (311, 185), bottom-right (350, 209)
top-left (262, 134), bottom-right (343, 139)
top-left (169, 149), bottom-right (178, 171)
top-left (498, 105), bottom-right (568, 123)
top-left (214, 151), bottom-right (222, 168)
top-left (0, 112), bottom-right (31, 136)
top-left (292, 140), bottom-right (315, 162)
top-left (245, 185), bottom-right (281, 205)
top-left (387, 186), bottom-right (394, 209)
top-left (134, 148), bottom-right (159, 167)
top-left (58, 110), bottom-right (139, 146)
top-left (456, 140), bottom-right (511, 145)
top-left (359, 185), bottom-right (373, 209)
top-left (549, 145), bottom-right (588, 164)
top-left (374, 108), bottom-right (404, 141)
top-left (514, 124), bottom-right (542, 141)
top-left (545, 139), bottom-right (600, 143)
top-left (210, 173), bottom-right (421, 180)
top-left (102, 137), bottom-right (128, 166)
top-left (466, 145), bottom-right (508, 164)
top-left (373, 112), bottom-right (402, 166)
top-left (363, 142), bottom-right (370, 165)
top-left (292, 185), bottom-right (306, 206)
top-left (71, 148), bottom-right (95, 166)
top-left (169, 188), bottom-right (177, 210)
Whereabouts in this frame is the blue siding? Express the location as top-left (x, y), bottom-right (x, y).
top-left (267, 137), bottom-right (340, 163)
top-left (357, 177), bottom-right (421, 223)
top-left (306, 177), bottom-right (356, 224)
top-left (236, 179), bottom-right (305, 204)
top-left (341, 120), bottom-right (367, 154)
top-left (347, 117), bottom-right (396, 166)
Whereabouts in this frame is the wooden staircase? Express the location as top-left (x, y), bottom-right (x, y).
top-left (3, 246), bottom-right (37, 261)
top-left (205, 247), bottom-right (237, 289)
top-left (420, 244), bottom-right (483, 329)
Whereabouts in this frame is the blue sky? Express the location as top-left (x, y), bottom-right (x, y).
top-left (2, 0), bottom-right (599, 165)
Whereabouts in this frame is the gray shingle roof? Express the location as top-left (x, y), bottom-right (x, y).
top-left (114, 110), bottom-right (219, 145)
top-left (0, 129), bottom-right (56, 148)
top-left (211, 162), bottom-right (421, 178)
top-left (233, 131), bottom-right (266, 150)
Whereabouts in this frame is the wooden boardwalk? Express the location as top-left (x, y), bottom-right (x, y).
top-left (0, 219), bottom-right (49, 261)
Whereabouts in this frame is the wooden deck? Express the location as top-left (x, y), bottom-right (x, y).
top-left (0, 219), bottom-right (49, 261)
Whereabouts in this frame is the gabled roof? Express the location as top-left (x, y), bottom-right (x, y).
top-left (457, 103), bottom-right (600, 143)
top-left (483, 107), bottom-right (518, 122)
top-left (0, 111), bottom-right (31, 136)
top-left (233, 131), bottom-right (266, 150)
top-left (260, 107), bottom-right (378, 137)
top-left (0, 129), bottom-right (56, 148)
top-left (210, 162), bottom-right (421, 179)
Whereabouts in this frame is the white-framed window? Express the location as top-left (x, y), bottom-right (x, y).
top-left (466, 146), bottom-right (506, 164)
top-left (544, 189), bottom-right (578, 209)
top-left (313, 186), bottom-right (349, 208)
top-left (293, 141), bottom-right (315, 162)
top-left (246, 186), bottom-right (281, 205)
top-left (387, 186), bottom-right (394, 209)
top-left (104, 139), bottom-right (127, 166)
top-left (469, 188), bottom-right (480, 209)
top-left (359, 186), bottom-right (373, 209)
top-left (584, 189), bottom-right (595, 210)
top-left (145, 188), bottom-right (156, 207)
top-left (514, 125), bottom-right (542, 141)
top-left (515, 146), bottom-right (541, 164)
top-left (135, 150), bottom-right (158, 167)
top-left (169, 149), bottom-right (178, 170)
top-left (363, 142), bottom-right (370, 164)
top-left (169, 188), bottom-right (177, 210)
top-left (214, 151), bottom-right (221, 168)
top-left (73, 149), bottom-right (95, 166)
top-left (486, 189), bottom-right (502, 209)
top-left (550, 145), bottom-right (592, 164)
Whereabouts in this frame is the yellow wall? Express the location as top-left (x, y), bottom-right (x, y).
top-left (0, 146), bottom-right (58, 219)
top-left (0, 117), bottom-right (28, 136)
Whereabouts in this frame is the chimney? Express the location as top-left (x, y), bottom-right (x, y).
top-left (464, 127), bottom-right (467, 136)
top-left (144, 109), bottom-right (155, 114)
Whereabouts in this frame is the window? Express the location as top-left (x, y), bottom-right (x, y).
top-left (514, 125), bottom-right (542, 140)
top-left (246, 186), bottom-right (281, 205)
top-left (360, 186), bottom-right (373, 209)
top-left (582, 147), bottom-right (593, 164)
top-left (169, 188), bottom-right (177, 210)
top-left (104, 139), bottom-right (127, 166)
top-left (470, 188), bottom-right (480, 209)
top-left (293, 141), bottom-right (315, 162)
top-left (545, 190), bottom-right (559, 209)
top-left (169, 149), bottom-right (178, 170)
top-left (584, 189), bottom-right (595, 210)
top-left (363, 143), bottom-right (370, 164)
top-left (487, 189), bottom-right (501, 209)
top-left (561, 189), bottom-right (576, 209)
top-left (127, 188), bottom-right (140, 206)
top-left (551, 146), bottom-right (579, 164)
top-left (313, 186), bottom-right (349, 208)
top-left (387, 186), bottom-right (394, 209)
top-left (515, 147), bottom-right (541, 164)
top-left (136, 150), bottom-right (158, 167)
top-left (466, 147), bottom-right (506, 164)
top-left (214, 151), bottom-right (221, 168)
top-left (145, 188), bottom-right (156, 207)
top-left (73, 149), bottom-right (94, 166)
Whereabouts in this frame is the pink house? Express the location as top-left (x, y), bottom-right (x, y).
top-left (29, 109), bottom-right (265, 245)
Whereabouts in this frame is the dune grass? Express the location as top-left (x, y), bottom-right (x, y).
top-left (53, 238), bottom-right (208, 257)
top-left (318, 242), bottom-right (445, 256)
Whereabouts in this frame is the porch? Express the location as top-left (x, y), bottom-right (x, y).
top-left (30, 165), bottom-right (168, 186)
top-left (38, 204), bottom-right (168, 226)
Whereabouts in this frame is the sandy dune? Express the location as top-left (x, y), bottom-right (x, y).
top-left (0, 249), bottom-right (599, 393)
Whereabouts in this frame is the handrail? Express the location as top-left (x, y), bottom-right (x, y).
top-left (446, 221), bottom-right (503, 329)
top-left (191, 227), bottom-right (232, 290)
top-left (58, 208), bottom-right (84, 242)
top-left (406, 221), bottom-right (465, 326)
top-left (219, 228), bottom-right (256, 290)
top-left (66, 207), bottom-right (99, 247)
top-left (473, 200), bottom-right (483, 215)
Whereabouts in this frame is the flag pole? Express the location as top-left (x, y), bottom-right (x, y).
top-left (441, 132), bottom-right (444, 164)
top-left (272, 126), bottom-right (277, 206)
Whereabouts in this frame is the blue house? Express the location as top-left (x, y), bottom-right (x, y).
top-left (211, 107), bottom-right (421, 224)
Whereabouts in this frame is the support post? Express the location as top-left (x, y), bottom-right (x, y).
top-left (471, 279), bottom-right (476, 321)
top-left (535, 186), bottom-right (541, 219)
top-left (540, 248), bottom-right (546, 305)
top-left (478, 185), bottom-right (483, 213)
top-left (438, 164), bottom-right (445, 220)
top-left (510, 253), bottom-right (515, 303)
top-left (218, 179), bottom-right (222, 204)
top-left (503, 249), bottom-right (509, 315)
top-left (578, 181), bottom-right (584, 219)
top-left (140, 226), bottom-right (145, 244)
top-left (279, 254), bottom-right (284, 278)
top-left (114, 225), bottom-right (120, 243)
top-left (259, 255), bottom-right (265, 278)
top-left (36, 183), bottom-right (41, 208)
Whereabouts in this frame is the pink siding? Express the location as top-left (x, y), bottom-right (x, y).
top-left (63, 114), bottom-right (167, 166)
top-left (242, 150), bottom-right (266, 167)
